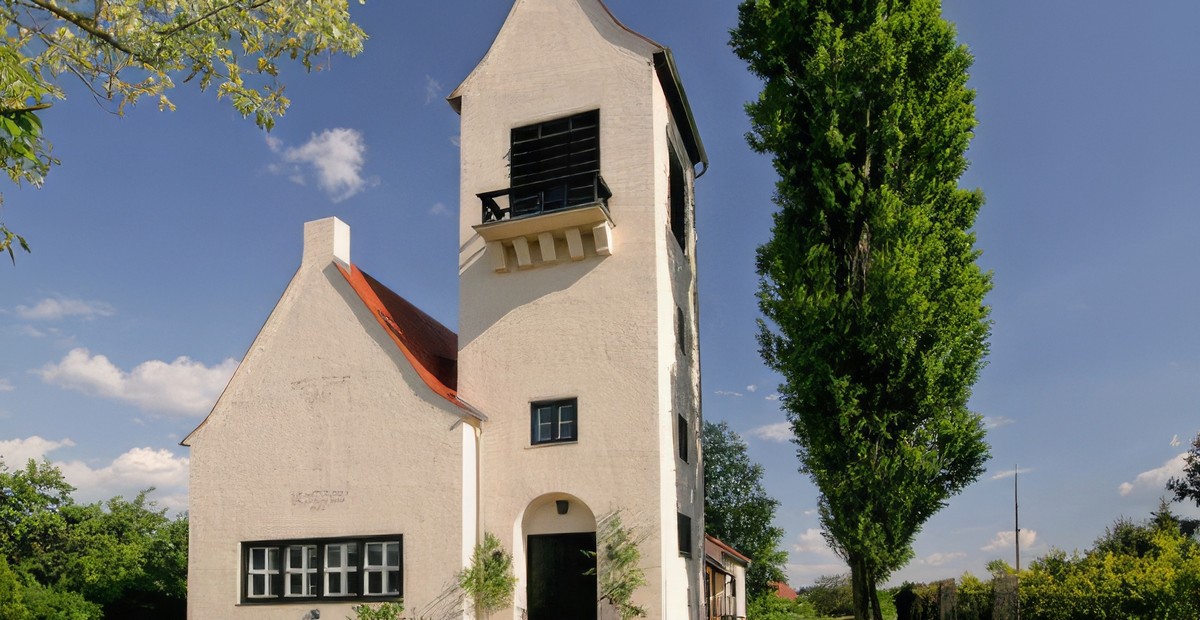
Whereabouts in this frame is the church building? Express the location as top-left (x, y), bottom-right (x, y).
top-left (183, 1), bottom-right (709, 618)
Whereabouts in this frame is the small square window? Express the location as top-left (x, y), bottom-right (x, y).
top-left (531, 398), bottom-right (579, 445)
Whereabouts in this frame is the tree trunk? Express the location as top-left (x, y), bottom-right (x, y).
top-left (850, 555), bottom-right (873, 620)
top-left (869, 577), bottom-right (884, 620)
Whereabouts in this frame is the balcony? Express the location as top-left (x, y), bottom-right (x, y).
top-left (478, 172), bottom-right (611, 224)
top-left (472, 172), bottom-right (614, 272)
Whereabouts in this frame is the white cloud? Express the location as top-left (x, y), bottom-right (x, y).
top-left (430, 202), bottom-right (451, 217)
top-left (982, 529), bottom-right (1037, 552)
top-left (765, 393), bottom-right (781, 401)
top-left (793, 528), bottom-right (838, 557)
top-left (786, 562), bottom-right (848, 588)
top-left (20, 325), bottom-right (47, 338)
top-left (1171, 434), bottom-right (1181, 448)
top-left (38, 348), bottom-right (238, 416)
top-left (714, 390), bottom-right (743, 397)
top-left (1119, 452), bottom-right (1188, 496)
top-left (424, 75), bottom-right (444, 104)
top-left (60, 448), bottom-right (189, 512)
top-left (1, 437), bottom-right (189, 512)
top-left (747, 422), bottom-right (793, 443)
top-left (746, 384), bottom-right (758, 393)
top-left (450, 135), bottom-right (461, 148)
top-left (265, 134), bottom-right (283, 153)
top-left (984, 416), bottom-right (1015, 429)
top-left (279, 128), bottom-right (373, 202)
top-left (919, 552), bottom-right (967, 567)
top-left (16, 297), bottom-right (114, 321)
top-left (991, 467), bottom-right (1033, 481)
top-left (0, 436), bottom-right (76, 466)
top-left (0, 378), bottom-right (12, 392)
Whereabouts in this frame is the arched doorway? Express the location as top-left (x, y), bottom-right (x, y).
top-left (519, 493), bottom-right (597, 620)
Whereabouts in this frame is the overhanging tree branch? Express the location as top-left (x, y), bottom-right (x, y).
top-left (20, 0), bottom-right (140, 59)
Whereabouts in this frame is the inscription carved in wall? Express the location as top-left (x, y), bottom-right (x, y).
top-left (291, 490), bottom-right (349, 511)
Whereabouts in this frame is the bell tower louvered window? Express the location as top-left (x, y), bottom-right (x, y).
top-left (509, 110), bottom-right (602, 218)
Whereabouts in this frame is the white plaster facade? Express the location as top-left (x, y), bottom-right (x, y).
top-left (185, 1), bottom-right (707, 618)
top-left (452, 0), bottom-right (705, 617)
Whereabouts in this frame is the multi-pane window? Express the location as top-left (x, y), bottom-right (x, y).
top-left (247, 547), bottom-right (280, 598)
top-left (363, 541), bottom-right (401, 596)
top-left (324, 542), bottom-right (359, 597)
top-left (242, 536), bottom-right (400, 604)
top-left (285, 545), bottom-right (318, 597)
top-left (531, 398), bottom-right (578, 445)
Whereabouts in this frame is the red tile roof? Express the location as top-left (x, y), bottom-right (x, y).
top-left (772, 581), bottom-right (799, 601)
top-left (337, 264), bottom-right (460, 408)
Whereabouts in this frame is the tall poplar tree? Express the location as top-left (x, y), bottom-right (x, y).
top-left (730, 2), bottom-right (992, 618)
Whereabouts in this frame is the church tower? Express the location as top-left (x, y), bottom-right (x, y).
top-left (450, 0), bottom-right (707, 617)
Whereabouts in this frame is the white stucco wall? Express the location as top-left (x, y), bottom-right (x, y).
top-left (452, 1), bottom-right (704, 617)
top-left (185, 219), bottom-right (471, 620)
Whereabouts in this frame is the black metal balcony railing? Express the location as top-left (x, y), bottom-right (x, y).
top-left (478, 172), bottom-right (611, 224)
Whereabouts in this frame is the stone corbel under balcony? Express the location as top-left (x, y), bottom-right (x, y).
top-left (473, 204), bottom-right (614, 272)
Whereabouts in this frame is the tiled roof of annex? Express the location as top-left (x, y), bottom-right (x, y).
top-left (336, 263), bottom-right (460, 408)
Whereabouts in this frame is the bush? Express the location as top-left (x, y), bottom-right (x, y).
top-left (805, 573), bottom-right (854, 617)
top-left (747, 592), bottom-right (817, 619)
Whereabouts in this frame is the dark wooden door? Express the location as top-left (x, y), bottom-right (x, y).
top-left (527, 532), bottom-right (597, 620)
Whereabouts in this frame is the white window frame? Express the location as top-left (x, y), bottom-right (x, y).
top-left (284, 544), bottom-right (318, 598)
top-left (246, 546), bottom-right (279, 599)
top-left (324, 542), bottom-right (359, 597)
top-left (363, 541), bottom-right (401, 596)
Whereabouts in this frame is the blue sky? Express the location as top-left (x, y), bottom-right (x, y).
top-left (2, 0), bottom-right (1198, 588)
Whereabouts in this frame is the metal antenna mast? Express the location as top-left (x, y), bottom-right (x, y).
top-left (1015, 467), bottom-right (1021, 620)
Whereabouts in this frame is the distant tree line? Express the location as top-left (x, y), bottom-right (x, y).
top-left (0, 459), bottom-right (187, 619)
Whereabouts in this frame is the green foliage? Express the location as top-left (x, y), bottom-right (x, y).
top-left (701, 420), bottom-right (788, 598)
top-left (954, 572), bottom-right (993, 620)
top-left (585, 511), bottom-right (647, 620)
top-left (805, 573), bottom-right (855, 618)
top-left (1019, 506), bottom-right (1200, 620)
top-left (0, 459), bottom-right (186, 618)
top-left (1167, 432), bottom-right (1200, 508)
top-left (457, 531), bottom-right (517, 616)
top-left (894, 580), bottom-right (955, 620)
top-left (747, 590), bottom-right (819, 619)
top-left (349, 601), bottom-right (405, 620)
top-left (0, 0), bottom-right (368, 260)
top-left (730, 0), bottom-right (992, 617)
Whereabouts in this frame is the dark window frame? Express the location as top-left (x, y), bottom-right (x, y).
top-left (240, 535), bottom-right (403, 605)
top-left (530, 398), bottom-right (579, 445)
top-left (678, 513), bottom-right (693, 557)
top-left (668, 143), bottom-right (689, 253)
top-left (678, 414), bottom-right (689, 463)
